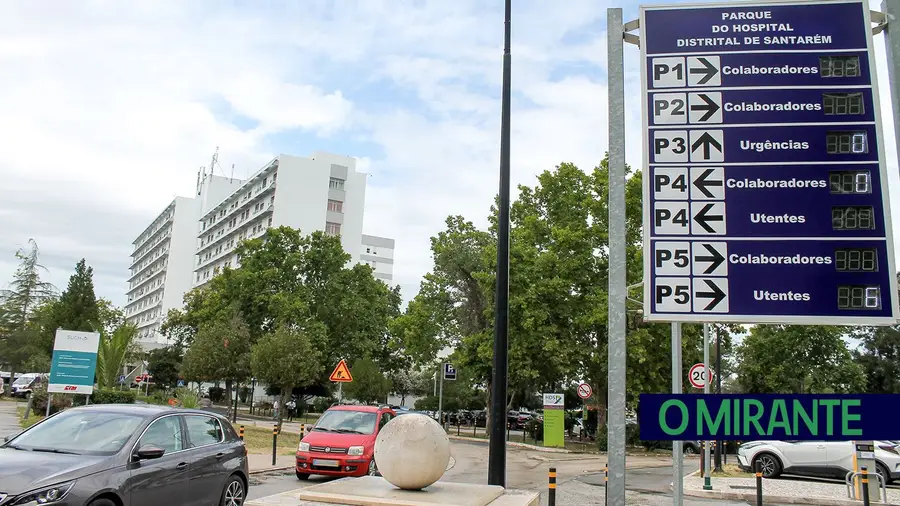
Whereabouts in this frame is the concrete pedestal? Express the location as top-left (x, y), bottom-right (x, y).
top-left (246, 476), bottom-right (539, 506)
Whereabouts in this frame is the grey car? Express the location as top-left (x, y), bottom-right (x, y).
top-left (0, 404), bottom-right (249, 506)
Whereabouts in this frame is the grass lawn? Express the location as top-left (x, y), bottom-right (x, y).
top-left (242, 425), bottom-right (301, 456)
top-left (16, 406), bottom-right (44, 429)
top-left (711, 464), bottom-right (752, 478)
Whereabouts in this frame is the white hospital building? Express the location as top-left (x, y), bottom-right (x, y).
top-left (125, 151), bottom-right (395, 348)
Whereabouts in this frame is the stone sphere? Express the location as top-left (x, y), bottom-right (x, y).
top-left (374, 413), bottom-right (450, 490)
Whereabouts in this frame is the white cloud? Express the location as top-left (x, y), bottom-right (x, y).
top-left (7, 0), bottom-right (896, 318)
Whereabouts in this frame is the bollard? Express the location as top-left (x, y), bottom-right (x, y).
top-left (862, 466), bottom-right (871, 506)
top-left (299, 424), bottom-right (305, 441)
top-left (239, 425), bottom-right (245, 441)
top-left (548, 467), bottom-right (557, 506)
top-left (474, 422), bottom-right (477, 438)
top-left (604, 462), bottom-right (609, 504)
top-left (272, 423), bottom-right (279, 466)
top-left (755, 460), bottom-right (763, 506)
top-left (457, 422), bottom-right (461, 436)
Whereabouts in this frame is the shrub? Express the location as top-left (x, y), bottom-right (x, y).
top-left (29, 387), bottom-right (72, 415)
top-left (526, 418), bottom-right (543, 442)
top-left (239, 386), bottom-right (251, 403)
top-left (176, 388), bottom-right (200, 408)
top-left (596, 424), bottom-right (608, 452)
top-left (92, 389), bottom-right (137, 404)
top-left (208, 387), bottom-right (225, 403)
top-left (626, 423), bottom-right (642, 447)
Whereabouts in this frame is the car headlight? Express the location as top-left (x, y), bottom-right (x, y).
top-left (298, 442), bottom-right (310, 452)
top-left (348, 446), bottom-right (365, 456)
top-left (739, 442), bottom-right (762, 450)
top-left (12, 481), bottom-right (75, 505)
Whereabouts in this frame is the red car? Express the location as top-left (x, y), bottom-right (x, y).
top-left (296, 404), bottom-right (396, 479)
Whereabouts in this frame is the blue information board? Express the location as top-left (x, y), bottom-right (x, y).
top-left (641, 0), bottom-right (899, 324)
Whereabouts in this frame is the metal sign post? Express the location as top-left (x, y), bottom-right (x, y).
top-left (703, 323), bottom-right (712, 491)
top-left (607, 7), bottom-right (629, 506)
top-left (672, 322), bottom-right (683, 506)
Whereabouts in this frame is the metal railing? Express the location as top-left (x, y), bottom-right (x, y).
top-left (845, 469), bottom-right (888, 504)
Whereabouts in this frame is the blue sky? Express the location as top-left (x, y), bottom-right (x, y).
top-left (1, 0), bottom-right (899, 316)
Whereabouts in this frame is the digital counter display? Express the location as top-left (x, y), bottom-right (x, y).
top-left (823, 92), bottom-right (865, 115)
top-left (829, 170), bottom-right (871, 194)
top-left (838, 285), bottom-right (881, 310)
top-left (832, 206), bottom-right (875, 230)
top-left (820, 56), bottom-right (861, 78)
top-left (835, 248), bottom-right (878, 272)
top-left (826, 131), bottom-right (868, 154)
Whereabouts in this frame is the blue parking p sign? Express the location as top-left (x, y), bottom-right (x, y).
top-left (443, 363), bottom-right (457, 381)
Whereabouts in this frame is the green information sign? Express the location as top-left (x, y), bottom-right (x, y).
top-left (542, 393), bottom-right (565, 448)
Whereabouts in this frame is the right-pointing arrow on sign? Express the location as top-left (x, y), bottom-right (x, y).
top-left (696, 279), bottom-right (727, 311)
top-left (690, 57), bottom-right (718, 85)
top-left (694, 243), bottom-right (725, 274)
top-left (690, 93), bottom-right (720, 122)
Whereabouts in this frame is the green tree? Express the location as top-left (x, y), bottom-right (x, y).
top-left (48, 259), bottom-right (100, 332)
top-left (343, 358), bottom-right (391, 405)
top-left (852, 324), bottom-right (900, 393)
top-left (181, 311), bottom-right (252, 401)
top-left (0, 240), bottom-right (57, 379)
top-left (96, 323), bottom-right (137, 389)
top-left (147, 346), bottom-right (183, 390)
top-left (736, 325), bottom-right (864, 393)
top-left (251, 323), bottom-right (325, 425)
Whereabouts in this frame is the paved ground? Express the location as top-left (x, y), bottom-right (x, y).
top-left (0, 400), bottom-right (21, 438)
top-left (245, 439), bottom-right (771, 505)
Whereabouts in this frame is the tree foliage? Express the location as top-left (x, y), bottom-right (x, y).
top-left (181, 311), bottom-right (252, 385)
top-left (396, 159), bottom-right (731, 428)
top-left (853, 324), bottom-right (900, 394)
top-left (251, 323), bottom-right (325, 424)
top-left (735, 325), bottom-right (864, 393)
top-left (164, 227), bottom-right (402, 391)
top-left (147, 346), bottom-right (183, 389)
top-left (0, 240), bottom-right (57, 375)
top-left (96, 323), bottom-right (137, 389)
top-left (342, 358), bottom-right (391, 405)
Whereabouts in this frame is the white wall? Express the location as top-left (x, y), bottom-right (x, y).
top-left (161, 196), bottom-right (201, 316)
top-left (270, 155), bottom-right (331, 235)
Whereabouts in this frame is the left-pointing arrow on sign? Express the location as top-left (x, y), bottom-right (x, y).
top-left (693, 203), bottom-right (724, 233)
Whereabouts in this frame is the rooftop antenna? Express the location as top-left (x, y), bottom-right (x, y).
top-left (209, 147), bottom-right (220, 176)
top-left (231, 164), bottom-right (235, 183)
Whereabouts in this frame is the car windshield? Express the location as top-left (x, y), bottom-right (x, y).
top-left (313, 410), bottom-right (377, 434)
top-left (6, 410), bottom-right (145, 455)
top-left (12, 376), bottom-right (33, 386)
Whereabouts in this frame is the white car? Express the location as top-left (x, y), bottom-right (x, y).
top-left (738, 440), bottom-right (900, 484)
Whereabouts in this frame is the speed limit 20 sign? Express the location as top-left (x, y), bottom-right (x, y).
top-left (688, 363), bottom-right (714, 389)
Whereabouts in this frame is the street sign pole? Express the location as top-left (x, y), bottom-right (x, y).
top-left (703, 323), bottom-right (712, 491)
top-left (714, 325), bottom-right (723, 472)
top-left (607, 7), bottom-right (627, 506)
top-left (882, 0), bottom-right (900, 159)
top-left (672, 322), bottom-right (683, 506)
top-left (438, 364), bottom-right (444, 429)
top-left (488, 0), bottom-right (512, 488)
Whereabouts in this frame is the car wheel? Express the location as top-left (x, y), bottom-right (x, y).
top-left (683, 443), bottom-right (697, 455)
top-left (220, 475), bottom-right (245, 506)
top-left (296, 471), bottom-right (310, 480)
top-left (88, 499), bottom-right (117, 506)
top-left (753, 453), bottom-right (782, 479)
top-left (368, 459), bottom-right (380, 477)
top-left (876, 462), bottom-right (892, 485)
